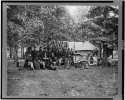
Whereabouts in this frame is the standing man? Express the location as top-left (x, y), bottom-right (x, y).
top-left (42, 47), bottom-right (50, 68)
top-left (64, 48), bottom-right (71, 69)
top-left (24, 47), bottom-right (34, 69)
top-left (38, 47), bottom-right (45, 69)
top-left (70, 48), bottom-right (74, 66)
top-left (31, 46), bottom-right (38, 69)
top-left (39, 47), bottom-right (44, 60)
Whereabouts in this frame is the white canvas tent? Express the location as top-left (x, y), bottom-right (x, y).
top-left (68, 42), bottom-right (83, 50)
top-left (73, 41), bottom-right (99, 65)
top-left (75, 41), bottom-right (99, 51)
top-left (67, 41), bottom-right (99, 51)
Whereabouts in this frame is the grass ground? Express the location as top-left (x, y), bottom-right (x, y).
top-left (7, 59), bottom-right (118, 97)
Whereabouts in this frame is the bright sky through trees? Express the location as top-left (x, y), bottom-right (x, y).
top-left (65, 6), bottom-right (78, 16)
top-left (65, 6), bottom-right (90, 23)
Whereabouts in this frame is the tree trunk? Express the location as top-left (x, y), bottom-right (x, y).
top-left (21, 47), bottom-right (23, 58)
top-left (13, 45), bottom-right (19, 67)
top-left (21, 42), bottom-right (23, 58)
top-left (102, 43), bottom-right (108, 67)
top-left (21, 45), bottom-right (24, 58)
top-left (39, 38), bottom-right (41, 45)
top-left (22, 47), bottom-right (24, 58)
top-left (100, 43), bottom-right (102, 60)
top-left (9, 46), bottom-right (12, 58)
top-left (47, 38), bottom-right (49, 52)
top-left (112, 43), bottom-right (114, 59)
top-left (102, 9), bottom-right (108, 67)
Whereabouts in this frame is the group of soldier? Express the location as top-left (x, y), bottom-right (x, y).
top-left (24, 46), bottom-right (74, 70)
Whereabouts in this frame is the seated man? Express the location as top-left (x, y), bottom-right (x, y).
top-left (28, 60), bottom-right (34, 70)
top-left (88, 55), bottom-right (94, 66)
top-left (61, 56), bottom-right (65, 65)
top-left (38, 47), bottom-right (46, 69)
top-left (34, 54), bottom-right (46, 69)
top-left (49, 53), bottom-right (57, 70)
top-left (59, 58), bottom-right (62, 65)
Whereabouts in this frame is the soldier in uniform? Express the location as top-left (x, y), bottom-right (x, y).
top-left (64, 48), bottom-right (71, 69)
top-left (31, 46), bottom-right (38, 69)
top-left (24, 47), bottom-right (34, 69)
top-left (49, 52), bottom-right (57, 70)
top-left (70, 48), bottom-right (74, 66)
top-left (38, 47), bottom-right (46, 69)
top-left (42, 47), bottom-right (50, 68)
top-left (55, 49), bottom-right (60, 65)
top-left (39, 47), bottom-right (44, 60)
top-left (61, 48), bottom-right (66, 65)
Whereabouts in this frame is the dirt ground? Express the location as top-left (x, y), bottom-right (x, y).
top-left (7, 60), bottom-right (118, 97)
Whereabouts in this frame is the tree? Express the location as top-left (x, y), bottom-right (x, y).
top-left (7, 5), bottom-right (40, 66)
top-left (7, 5), bottom-right (75, 67)
top-left (39, 5), bottom-right (72, 42)
top-left (85, 6), bottom-right (118, 66)
top-left (7, 20), bottom-right (20, 66)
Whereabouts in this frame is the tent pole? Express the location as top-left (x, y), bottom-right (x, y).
top-left (74, 42), bottom-right (75, 51)
top-left (74, 41), bottom-right (76, 62)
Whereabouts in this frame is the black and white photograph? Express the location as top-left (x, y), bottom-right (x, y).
top-left (6, 4), bottom-right (119, 97)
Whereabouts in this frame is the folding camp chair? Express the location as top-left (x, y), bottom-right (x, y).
top-left (73, 53), bottom-right (89, 68)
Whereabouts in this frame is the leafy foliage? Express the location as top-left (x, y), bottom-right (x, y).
top-left (7, 5), bottom-right (76, 48)
top-left (82, 6), bottom-right (118, 46)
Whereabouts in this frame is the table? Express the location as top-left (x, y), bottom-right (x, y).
top-left (43, 58), bottom-right (50, 68)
